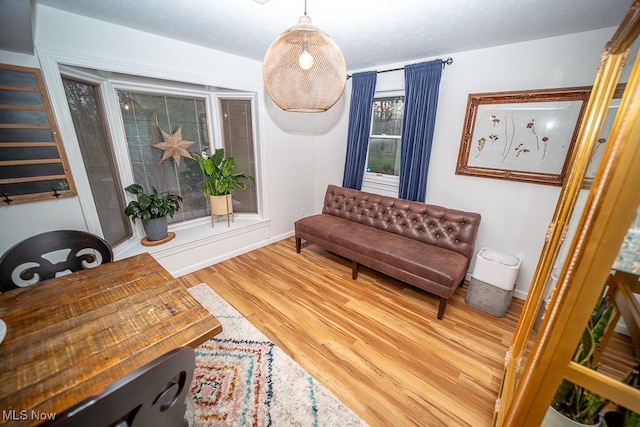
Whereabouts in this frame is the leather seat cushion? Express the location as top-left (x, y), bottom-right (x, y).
top-left (295, 214), bottom-right (468, 287)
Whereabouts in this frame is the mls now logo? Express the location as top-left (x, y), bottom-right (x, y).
top-left (2, 410), bottom-right (56, 421)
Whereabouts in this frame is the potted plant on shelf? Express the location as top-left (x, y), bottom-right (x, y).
top-left (543, 291), bottom-right (614, 426)
top-left (124, 183), bottom-right (183, 241)
top-left (601, 364), bottom-right (640, 427)
top-left (192, 148), bottom-right (253, 227)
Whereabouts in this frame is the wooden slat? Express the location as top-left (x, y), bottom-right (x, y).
top-left (0, 159), bottom-right (61, 166)
top-left (0, 124), bottom-right (50, 130)
top-left (565, 362), bottom-right (640, 414)
top-left (0, 174), bottom-right (66, 185)
top-left (0, 105), bottom-right (45, 110)
top-left (0, 85), bottom-right (40, 93)
top-left (0, 143), bottom-right (57, 148)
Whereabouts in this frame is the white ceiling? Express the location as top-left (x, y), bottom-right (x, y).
top-left (3, 0), bottom-right (634, 70)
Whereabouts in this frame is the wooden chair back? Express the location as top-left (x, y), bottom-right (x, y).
top-left (0, 230), bottom-right (113, 292)
top-left (41, 347), bottom-right (196, 427)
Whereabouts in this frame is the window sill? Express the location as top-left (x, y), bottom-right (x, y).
top-left (362, 175), bottom-right (400, 197)
top-left (113, 215), bottom-right (270, 262)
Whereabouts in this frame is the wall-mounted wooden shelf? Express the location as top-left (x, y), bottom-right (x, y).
top-left (0, 63), bottom-right (76, 205)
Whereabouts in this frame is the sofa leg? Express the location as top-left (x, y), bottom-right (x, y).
top-left (295, 237), bottom-right (301, 253)
top-left (437, 298), bottom-right (447, 320)
top-left (352, 261), bottom-right (359, 280)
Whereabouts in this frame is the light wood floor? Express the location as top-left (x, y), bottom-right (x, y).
top-left (175, 237), bottom-right (635, 427)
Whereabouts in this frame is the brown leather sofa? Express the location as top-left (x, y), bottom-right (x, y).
top-left (295, 185), bottom-right (482, 320)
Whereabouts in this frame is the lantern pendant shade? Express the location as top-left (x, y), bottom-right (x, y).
top-left (263, 14), bottom-right (347, 112)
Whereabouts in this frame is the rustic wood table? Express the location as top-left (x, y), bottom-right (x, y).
top-left (0, 252), bottom-right (221, 426)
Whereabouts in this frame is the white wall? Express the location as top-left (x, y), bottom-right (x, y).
top-left (0, 5), bottom-right (320, 274)
top-left (0, 49), bottom-right (90, 250)
top-left (315, 28), bottom-right (614, 298)
top-left (0, 4), bottom-right (613, 297)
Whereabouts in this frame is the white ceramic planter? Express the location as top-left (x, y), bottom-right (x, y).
top-left (542, 406), bottom-right (603, 427)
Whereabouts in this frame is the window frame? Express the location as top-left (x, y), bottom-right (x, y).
top-left (362, 90), bottom-right (405, 192)
top-left (215, 93), bottom-right (260, 214)
top-left (58, 66), bottom-right (261, 250)
top-left (61, 75), bottom-right (133, 246)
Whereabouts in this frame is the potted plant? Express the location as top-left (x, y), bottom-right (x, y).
top-left (124, 183), bottom-right (183, 241)
top-left (192, 148), bottom-right (253, 227)
top-left (602, 365), bottom-right (640, 427)
top-left (544, 291), bottom-right (614, 426)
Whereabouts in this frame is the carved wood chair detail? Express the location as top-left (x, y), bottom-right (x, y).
top-left (0, 230), bottom-right (113, 292)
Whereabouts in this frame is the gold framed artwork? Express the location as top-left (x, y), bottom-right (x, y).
top-left (455, 87), bottom-right (591, 185)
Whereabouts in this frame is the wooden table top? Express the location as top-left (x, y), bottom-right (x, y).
top-left (0, 252), bottom-right (221, 426)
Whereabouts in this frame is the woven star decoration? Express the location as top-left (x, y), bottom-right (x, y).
top-left (152, 126), bottom-right (195, 166)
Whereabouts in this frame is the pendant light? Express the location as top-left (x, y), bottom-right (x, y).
top-left (262, 0), bottom-right (347, 112)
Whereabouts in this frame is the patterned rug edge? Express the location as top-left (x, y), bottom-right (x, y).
top-left (188, 283), bottom-right (368, 427)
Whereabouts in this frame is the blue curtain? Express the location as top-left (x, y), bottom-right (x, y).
top-left (398, 60), bottom-right (443, 201)
top-left (342, 71), bottom-right (377, 190)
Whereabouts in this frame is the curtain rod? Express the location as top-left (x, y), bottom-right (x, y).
top-left (347, 57), bottom-right (453, 79)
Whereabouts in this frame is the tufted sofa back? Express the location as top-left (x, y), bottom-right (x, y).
top-left (322, 185), bottom-right (481, 261)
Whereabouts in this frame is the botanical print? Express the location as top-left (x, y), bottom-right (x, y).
top-left (468, 101), bottom-right (584, 175)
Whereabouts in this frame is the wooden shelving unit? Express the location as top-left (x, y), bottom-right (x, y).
top-left (0, 63), bottom-right (76, 205)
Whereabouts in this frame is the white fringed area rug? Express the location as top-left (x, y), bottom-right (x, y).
top-left (188, 283), bottom-right (368, 427)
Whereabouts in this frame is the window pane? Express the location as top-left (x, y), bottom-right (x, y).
top-left (220, 99), bottom-right (257, 213)
top-left (366, 137), bottom-right (401, 175)
top-left (63, 78), bottom-right (132, 245)
top-left (371, 97), bottom-right (404, 136)
top-left (367, 96), bottom-right (404, 177)
top-left (118, 91), bottom-right (209, 223)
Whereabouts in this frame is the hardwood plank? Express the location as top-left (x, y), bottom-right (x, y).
top-left (176, 237), bottom-right (635, 426)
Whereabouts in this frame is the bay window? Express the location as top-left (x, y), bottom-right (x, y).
top-left (61, 68), bottom-right (258, 247)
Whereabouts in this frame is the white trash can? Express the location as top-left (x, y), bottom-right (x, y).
top-left (534, 266), bottom-right (562, 331)
top-left (465, 248), bottom-right (522, 317)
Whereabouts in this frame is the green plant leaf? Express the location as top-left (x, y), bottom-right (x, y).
top-left (551, 290), bottom-right (617, 424)
top-left (191, 148), bottom-right (253, 197)
top-left (124, 183), bottom-right (144, 195)
top-left (123, 183), bottom-right (183, 223)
